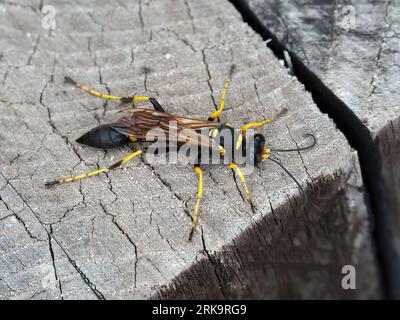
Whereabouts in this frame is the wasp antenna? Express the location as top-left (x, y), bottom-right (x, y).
top-left (267, 156), bottom-right (304, 194)
top-left (266, 156), bottom-right (309, 208)
top-left (269, 133), bottom-right (316, 153)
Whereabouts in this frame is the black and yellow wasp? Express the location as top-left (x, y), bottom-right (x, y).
top-left (46, 66), bottom-right (316, 240)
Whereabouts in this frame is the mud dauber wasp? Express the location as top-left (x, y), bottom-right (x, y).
top-left (46, 65), bottom-right (316, 240)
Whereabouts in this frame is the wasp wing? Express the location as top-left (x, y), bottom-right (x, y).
top-left (111, 108), bottom-right (221, 150)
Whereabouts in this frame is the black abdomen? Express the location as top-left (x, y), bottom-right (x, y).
top-left (76, 124), bottom-right (130, 148)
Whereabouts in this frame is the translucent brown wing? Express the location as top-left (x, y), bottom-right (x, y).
top-left (111, 108), bottom-right (221, 150)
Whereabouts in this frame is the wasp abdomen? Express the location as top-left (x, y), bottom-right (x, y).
top-left (76, 124), bottom-right (130, 148)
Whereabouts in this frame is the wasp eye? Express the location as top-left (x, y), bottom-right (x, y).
top-left (253, 134), bottom-right (266, 165)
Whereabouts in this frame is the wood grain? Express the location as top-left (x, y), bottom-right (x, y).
top-left (0, 0), bottom-right (380, 299)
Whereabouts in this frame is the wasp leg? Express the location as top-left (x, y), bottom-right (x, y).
top-left (188, 165), bottom-right (204, 241)
top-left (241, 108), bottom-right (288, 134)
top-left (64, 77), bottom-right (165, 112)
top-left (229, 163), bottom-right (254, 209)
top-left (208, 65), bottom-right (235, 121)
top-left (45, 149), bottom-right (142, 187)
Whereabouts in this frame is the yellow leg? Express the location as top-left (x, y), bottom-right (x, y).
top-left (262, 148), bottom-right (271, 159)
top-left (229, 163), bottom-right (254, 207)
top-left (189, 165), bottom-right (204, 241)
top-left (241, 108), bottom-right (288, 134)
top-left (65, 77), bottom-right (151, 103)
top-left (208, 65), bottom-right (236, 121)
top-left (45, 150), bottom-right (142, 187)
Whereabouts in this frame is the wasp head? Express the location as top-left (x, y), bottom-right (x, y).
top-left (247, 133), bottom-right (266, 166)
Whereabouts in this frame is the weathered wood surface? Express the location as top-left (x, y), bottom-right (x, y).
top-left (248, 0), bottom-right (400, 254)
top-left (0, 0), bottom-right (380, 299)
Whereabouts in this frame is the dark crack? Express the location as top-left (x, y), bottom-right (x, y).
top-left (183, 0), bottom-right (196, 34)
top-left (230, 168), bottom-right (246, 203)
top-left (130, 47), bottom-right (135, 67)
top-left (161, 28), bottom-right (197, 52)
top-left (1, 69), bottom-right (8, 86)
top-left (253, 81), bottom-right (262, 108)
top-left (27, 36), bottom-right (40, 66)
top-left (0, 214), bottom-right (13, 222)
top-left (63, 252), bottom-right (105, 300)
top-left (145, 257), bottom-right (167, 281)
top-left (88, 216), bottom-right (96, 261)
top-left (149, 209), bottom-right (154, 225)
top-left (48, 226), bottom-right (63, 299)
top-left (285, 124), bottom-right (313, 182)
top-left (104, 172), bottom-right (118, 205)
top-left (140, 154), bottom-right (192, 219)
top-left (47, 194), bottom-right (86, 226)
top-left (0, 171), bottom-right (105, 300)
top-left (12, 210), bottom-right (41, 242)
top-left (154, 220), bottom-right (180, 257)
top-left (228, 166), bottom-right (255, 215)
top-left (28, 289), bottom-right (47, 300)
top-left (200, 227), bottom-right (227, 298)
top-left (143, 66), bottom-right (150, 92)
top-left (0, 192), bottom-right (41, 241)
top-left (99, 201), bottom-right (138, 288)
top-left (87, 12), bottom-right (104, 48)
top-left (368, 0), bottom-right (391, 99)
top-left (201, 49), bottom-right (218, 112)
top-left (138, 0), bottom-right (145, 31)
top-left (39, 64), bottom-right (91, 170)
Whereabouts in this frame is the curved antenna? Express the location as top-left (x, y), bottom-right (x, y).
top-left (266, 156), bottom-right (309, 207)
top-left (267, 156), bottom-right (304, 195)
top-left (268, 133), bottom-right (316, 153)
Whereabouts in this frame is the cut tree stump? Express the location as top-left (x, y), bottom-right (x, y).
top-left (248, 0), bottom-right (400, 256)
top-left (0, 0), bottom-right (381, 299)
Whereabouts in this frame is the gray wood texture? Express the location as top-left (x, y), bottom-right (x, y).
top-left (0, 0), bottom-right (380, 299)
top-left (248, 0), bottom-right (400, 254)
